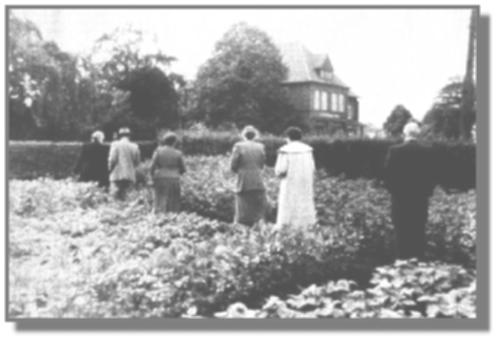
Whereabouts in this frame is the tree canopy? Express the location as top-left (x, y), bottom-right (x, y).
top-left (383, 105), bottom-right (413, 138)
top-left (8, 16), bottom-right (184, 141)
top-left (90, 26), bottom-right (182, 139)
top-left (8, 14), bottom-right (94, 139)
top-left (422, 77), bottom-right (476, 141)
top-left (193, 22), bottom-right (297, 133)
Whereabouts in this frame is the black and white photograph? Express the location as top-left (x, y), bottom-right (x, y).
top-left (5, 5), bottom-right (482, 326)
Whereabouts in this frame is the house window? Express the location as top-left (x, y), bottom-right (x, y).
top-left (313, 90), bottom-right (320, 110)
top-left (321, 91), bottom-right (328, 110)
top-left (347, 103), bottom-right (354, 120)
top-left (338, 94), bottom-right (345, 112)
top-left (331, 93), bottom-right (338, 111)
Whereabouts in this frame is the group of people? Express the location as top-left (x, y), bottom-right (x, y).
top-left (75, 121), bottom-right (434, 261)
top-left (74, 125), bottom-right (317, 229)
top-left (229, 125), bottom-right (316, 228)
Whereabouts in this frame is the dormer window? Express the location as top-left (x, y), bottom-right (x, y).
top-left (317, 69), bottom-right (333, 81)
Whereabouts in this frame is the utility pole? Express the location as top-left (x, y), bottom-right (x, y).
top-left (460, 8), bottom-right (477, 140)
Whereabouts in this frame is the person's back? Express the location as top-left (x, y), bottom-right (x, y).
top-left (231, 140), bottom-right (266, 192)
top-left (384, 122), bottom-right (435, 260)
top-left (75, 131), bottom-right (109, 188)
top-left (150, 133), bottom-right (186, 213)
top-left (109, 137), bottom-right (141, 182)
top-left (151, 146), bottom-right (185, 179)
top-left (275, 127), bottom-right (316, 228)
top-left (86, 142), bottom-right (109, 186)
top-left (385, 141), bottom-right (434, 198)
top-left (108, 128), bottom-right (141, 200)
top-left (230, 126), bottom-right (267, 226)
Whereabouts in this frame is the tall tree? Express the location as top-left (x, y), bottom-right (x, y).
top-left (422, 76), bottom-right (475, 140)
top-left (193, 22), bottom-right (296, 133)
top-left (8, 14), bottom-right (95, 139)
top-left (459, 9), bottom-right (477, 140)
top-left (90, 26), bottom-right (182, 138)
top-left (383, 105), bottom-right (413, 138)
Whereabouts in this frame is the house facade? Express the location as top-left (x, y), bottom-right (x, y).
top-left (279, 42), bottom-right (360, 134)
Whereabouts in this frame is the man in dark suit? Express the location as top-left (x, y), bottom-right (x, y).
top-left (74, 131), bottom-right (109, 189)
top-left (384, 122), bottom-right (435, 260)
top-left (230, 125), bottom-right (267, 226)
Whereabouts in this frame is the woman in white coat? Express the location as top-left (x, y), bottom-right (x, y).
top-left (274, 127), bottom-right (316, 228)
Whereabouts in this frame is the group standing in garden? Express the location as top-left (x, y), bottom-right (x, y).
top-left (75, 122), bottom-right (433, 261)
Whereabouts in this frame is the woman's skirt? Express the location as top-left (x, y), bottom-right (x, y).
top-left (234, 190), bottom-right (267, 226)
top-left (153, 177), bottom-right (181, 213)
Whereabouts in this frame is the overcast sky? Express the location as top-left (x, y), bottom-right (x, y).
top-left (13, 8), bottom-right (472, 128)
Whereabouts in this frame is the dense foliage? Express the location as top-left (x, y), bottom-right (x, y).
top-left (8, 14), bottom-right (183, 141)
top-left (9, 155), bottom-right (476, 318)
top-left (422, 77), bottom-right (476, 141)
top-left (193, 22), bottom-right (299, 133)
top-left (213, 260), bottom-right (476, 318)
top-left (8, 15), bottom-right (98, 140)
top-left (9, 135), bottom-right (476, 191)
top-left (383, 105), bottom-right (413, 138)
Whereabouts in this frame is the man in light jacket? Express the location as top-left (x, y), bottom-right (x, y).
top-left (108, 127), bottom-right (141, 200)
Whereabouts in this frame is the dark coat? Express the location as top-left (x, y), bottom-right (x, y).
top-left (384, 140), bottom-right (436, 260)
top-left (384, 140), bottom-right (435, 198)
top-left (74, 142), bottom-right (109, 187)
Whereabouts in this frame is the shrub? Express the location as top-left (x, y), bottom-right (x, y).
top-left (9, 134), bottom-right (475, 190)
top-left (9, 178), bottom-right (110, 218)
top-left (177, 156), bottom-right (475, 267)
top-left (212, 259), bottom-right (476, 319)
top-left (8, 156), bottom-right (476, 318)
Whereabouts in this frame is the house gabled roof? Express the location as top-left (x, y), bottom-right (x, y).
top-left (278, 41), bottom-right (350, 88)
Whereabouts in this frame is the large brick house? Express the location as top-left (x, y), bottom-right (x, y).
top-left (279, 42), bottom-right (360, 134)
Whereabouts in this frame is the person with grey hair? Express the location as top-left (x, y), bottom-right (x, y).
top-left (108, 127), bottom-right (141, 201)
top-left (384, 121), bottom-right (435, 260)
top-left (74, 130), bottom-right (109, 188)
top-left (230, 125), bottom-right (267, 226)
top-left (150, 132), bottom-right (186, 213)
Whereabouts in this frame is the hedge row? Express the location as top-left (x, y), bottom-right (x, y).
top-left (8, 134), bottom-right (475, 190)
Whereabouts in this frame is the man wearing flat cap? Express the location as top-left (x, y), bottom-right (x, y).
top-left (108, 127), bottom-right (141, 200)
top-left (384, 122), bottom-right (436, 260)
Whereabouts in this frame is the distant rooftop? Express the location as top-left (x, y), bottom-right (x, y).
top-left (278, 41), bottom-right (350, 89)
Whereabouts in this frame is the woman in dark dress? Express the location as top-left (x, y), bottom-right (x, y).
top-left (150, 132), bottom-right (186, 213)
top-left (74, 131), bottom-right (109, 188)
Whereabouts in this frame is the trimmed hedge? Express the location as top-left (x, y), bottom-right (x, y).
top-left (9, 133), bottom-right (475, 190)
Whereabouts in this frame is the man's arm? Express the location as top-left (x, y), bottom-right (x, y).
top-left (230, 144), bottom-right (240, 173)
top-left (134, 145), bottom-right (141, 167)
top-left (108, 143), bottom-right (117, 172)
top-left (179, 154), bottom-right (186, 175)
top-left (258, 145), bottom-right (266, 169)
top-left (383, 147), bottom-right (396, 193)
top-left (150, 150), bottom-right (158, 179)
